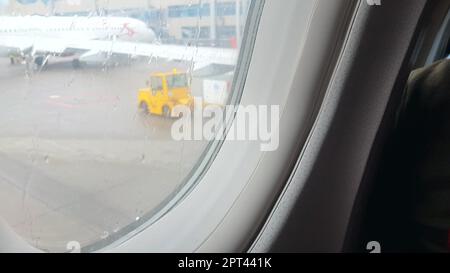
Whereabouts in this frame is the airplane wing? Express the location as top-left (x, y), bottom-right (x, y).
top-left (0, 36), bottom-right (238, 69)
top-left (0, 36), bottom-right (69, 55)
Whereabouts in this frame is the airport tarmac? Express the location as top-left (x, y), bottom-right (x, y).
top-left (0, 58), bottom-right (209, 252)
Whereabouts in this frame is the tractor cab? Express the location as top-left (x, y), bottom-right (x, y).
top-left (138, 69), bottom-right (194, 117)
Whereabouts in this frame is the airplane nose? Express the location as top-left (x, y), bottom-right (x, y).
top-left (144, 28), bottom-right (156, 43)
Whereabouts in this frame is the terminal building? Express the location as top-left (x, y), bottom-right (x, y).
top-left (1, 0), bottom-right (251, 47)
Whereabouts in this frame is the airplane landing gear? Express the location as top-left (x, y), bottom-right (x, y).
top-left (72, 59), bottom-right (82, 69)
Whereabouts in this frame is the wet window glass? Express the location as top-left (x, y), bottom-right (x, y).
top-left (0, 0), bottom-right (253, 252)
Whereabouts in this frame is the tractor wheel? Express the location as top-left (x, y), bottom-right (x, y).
top-left (162, 106), bottom-right (171, 118)
top-left (139, 102), bottom-right (149, 115)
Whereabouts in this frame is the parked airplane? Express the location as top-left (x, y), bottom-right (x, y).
top-left (0, 15), bottom-right (238, 69)
top-left (1, 0), bottom-right (450, 256)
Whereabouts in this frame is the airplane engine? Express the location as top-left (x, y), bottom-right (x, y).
top-left (34, 56), bottom-right (46, 66)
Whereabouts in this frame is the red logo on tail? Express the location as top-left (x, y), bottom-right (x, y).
top-left (122, 23), bottom-right (136, 37)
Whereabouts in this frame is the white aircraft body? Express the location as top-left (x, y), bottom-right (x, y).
top-left (0, 16), bottom-right (238, 69)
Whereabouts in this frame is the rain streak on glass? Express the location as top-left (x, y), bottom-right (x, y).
top-left (0, 0), bottom-right (251, 252)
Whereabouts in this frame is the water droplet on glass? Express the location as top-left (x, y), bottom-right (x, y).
top-left (100, 231), bottom-right (109, 239)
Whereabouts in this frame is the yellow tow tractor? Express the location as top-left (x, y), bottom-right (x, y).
top-left (138, 69), bottom-right (194, 118)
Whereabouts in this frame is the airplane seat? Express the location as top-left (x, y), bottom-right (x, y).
top-left (361, 58), bottom-right (450, 253)
top-left (447, 39), bottom-right (450, 59)
top-left (400, 59), bottom-right (450, 252)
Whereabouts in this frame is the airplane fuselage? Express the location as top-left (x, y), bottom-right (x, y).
top-left (0, 15), bottom-right (156, 59)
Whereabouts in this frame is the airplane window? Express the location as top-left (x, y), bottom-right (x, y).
top-left (0, 0), bottom-right (255, 252)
